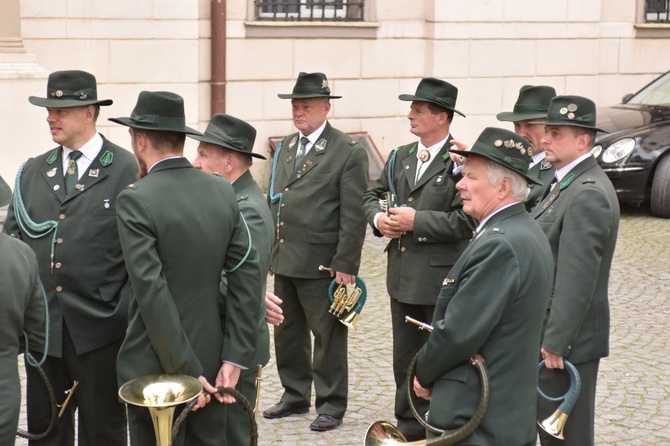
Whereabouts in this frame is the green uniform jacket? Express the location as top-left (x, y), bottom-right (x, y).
top-left (234, 170), bottom-right (273, 368)
top-left (532, 156), bottom-right (619, 364)
top-left (0, 233), bottom-right (45, 445)
top-left (269, 122), bottom-right (368, 277)
top-left (3, 137), bottom-right (138, 356)
top-left (525, 158), bottom-right (555, 211)
top-left (416, 203), bottom-right (553, 445)
top-left (361, 141), bottom-right (476, 305)
top-left (116, 158), bottom-right (261, 384)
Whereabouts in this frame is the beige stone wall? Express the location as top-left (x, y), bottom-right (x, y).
top-left (0, 0), bottom-right (667, 189)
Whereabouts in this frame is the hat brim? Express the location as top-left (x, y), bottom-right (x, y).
top-left (277, 93), bottom-right (341, 99)
top-left (29, 96), bottom-right (113, 108)
top-left (448, 148), bottom-right (543, 185)
top-left (109, 117), bottom-right (202, 136)
top-left (528, 119), bottom-right (609, 133)
top-left (398, 94), bottom-right (466, 117)
top-left (188, 134), bottom-right (267, 160)
top-left (496, 111), bottom-right (548, 122)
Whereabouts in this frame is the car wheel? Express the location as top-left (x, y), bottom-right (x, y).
top-left (650, 155), bottom-right (670, 218)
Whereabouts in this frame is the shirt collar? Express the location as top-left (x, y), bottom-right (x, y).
top-left (555, 153), bottom-right (593, 181)
top-left (62, 133), bottom-right (103, 163)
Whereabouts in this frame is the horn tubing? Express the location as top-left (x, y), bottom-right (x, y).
top-left (537, 359), bottom-right (581, 415)
top-left (172, 386), bottom-right (258, 446)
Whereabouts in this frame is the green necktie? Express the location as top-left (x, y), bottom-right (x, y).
top-left (64, 150), bottom-right (83, 195)
top-left (295, 137), bottom-right (309, 170)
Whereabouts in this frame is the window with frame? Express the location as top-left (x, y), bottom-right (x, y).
top-left (254, 0), bottom-right (365, 22)
top-left (646, 0), bottom-right (670, 23)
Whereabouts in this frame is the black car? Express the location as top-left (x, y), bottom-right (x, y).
top-left (593, 70), bottom-right (670, 217)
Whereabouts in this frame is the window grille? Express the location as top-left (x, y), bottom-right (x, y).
top-left (255, 0), bottom-right (365, 22)
top-left (646, 0), bottom-right (670, 23)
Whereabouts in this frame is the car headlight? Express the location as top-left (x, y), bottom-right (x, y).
top-left (590, 145), bottom-right (602, 158)
top-left (601, 138), bottom-right (636, 163)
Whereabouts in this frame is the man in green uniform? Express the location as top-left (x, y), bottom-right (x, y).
top-left (191, 113), bottom-right (273, 445)
top-left (361, 77), bottom-right (475, 441)
top-left (4, 70), bottom-right (137, 446)
top-left (497, 85), bottom-right (557, 210)
top-left (0, 180), bottom-right (46, 445)
top-left (264, 72), bottom-right (368, 432)
top-left (413, 127), bottom-right (553, 445)
top-left (531, 96), bottom-right (619, 446)
top-left (111, 92), bottom-right (262, 446)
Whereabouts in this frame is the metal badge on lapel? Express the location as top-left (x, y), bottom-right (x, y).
top-left (89, 168), bottom-right (100, 177)
top-left (104, 199), bottom-right (110, 208)
top-left (75, 184), bottom-right (84, 191)
top-left (47, 167), bottom-right (57, 178)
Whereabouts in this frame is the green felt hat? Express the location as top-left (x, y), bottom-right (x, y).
top-left (278, 72), bottom-right (341, 99)
top-left (530, 95), bottom-right (607, 132)
top-left (188, 113), bottom-right (265, 160)
top-left (449, 127), bottom-right (541, 185)
top-left (29, 70), bottom-right (113, 108)
top-left (0, 175), bottom-right (11, 207)
top-left (399, 77), bottom-right (465, 117)
top-left (497, 85), bottom-right (556, 122)
top-left (109, 91), bottom-right (201, 135)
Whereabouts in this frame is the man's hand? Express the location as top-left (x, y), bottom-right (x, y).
top-left (541, 347), bottom-right (564, 369)
top-left (328, 269), bottom-right (355, 285)
top-left (191, 376), bottom-right (217, 411)
top-left (214, 363), bottom-right (242, 404)
top-left (448, 140), bottom-right (470, 166)
top-left (265, 291), bottom-right (284, 326)
top-left (376, 212), bottom-right (404, 238)
top-left (388, 207), bottom-right (416, 232)
top-left (413, 377), bottom-right (431, 400)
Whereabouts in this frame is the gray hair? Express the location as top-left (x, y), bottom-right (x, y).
top-left (484, 159), bottom-right (530, 202)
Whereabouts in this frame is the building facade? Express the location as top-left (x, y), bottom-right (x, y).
top-left (0, 0), bottom-right (668, 189)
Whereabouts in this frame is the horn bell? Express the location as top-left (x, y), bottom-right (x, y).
top-left (119, 374), bottom-right (202, 446)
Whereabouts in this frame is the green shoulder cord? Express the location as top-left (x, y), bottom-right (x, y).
top-left (13, 161), bottom-right (60, 273)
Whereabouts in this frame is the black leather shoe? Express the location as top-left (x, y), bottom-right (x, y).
top-left (262, 402), bottom-right (309, 419)
top-left (309, 414), bottom-right (342, 432)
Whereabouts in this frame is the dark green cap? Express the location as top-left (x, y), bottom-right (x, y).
top-left (109, 91), bottom-right (201, 135)
top-left (399, 77), bottom-right (465, 117)
top-left (29, 70), bottom-right (113, 108)
top-left (278, 72), bottom-right (341, 99)
top-left (188, 113), bottom-right (265, 159)
top-left (449, 127), bottom-right (541, 185)
top-left (530, 95), bottom-right (607, 133)
top-left (497, 85), bottom-right (556, 122)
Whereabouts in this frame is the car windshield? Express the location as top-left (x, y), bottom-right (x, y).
top-left (626, 71), bottom-right (670, 106)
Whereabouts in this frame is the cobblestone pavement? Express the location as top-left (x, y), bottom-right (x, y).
top-left (16, 205), bottom-right (670, 445)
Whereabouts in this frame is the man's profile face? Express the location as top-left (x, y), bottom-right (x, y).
top-left (291, 98), bottom-right (330, 135)
top-left (46, 105), bottom-right (92, 148)
top-left (514, 120), bottom-right (546, 154)
top-left (193, 142), bottom-right (225, 175)
top-left (456, 156), bottom-right (500, 221)
top-left (407, 101), bottom-right (445, 141)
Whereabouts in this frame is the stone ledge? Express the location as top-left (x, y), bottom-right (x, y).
top-left (0, 53), bottom-right (48, 80)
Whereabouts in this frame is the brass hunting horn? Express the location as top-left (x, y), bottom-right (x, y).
top-left (119, 374), bottom-right (260, 446)
top-left (364, 317), bottom-right (490, 445)
top-left (319, 265), bottom-right (367, 328)
top-left (537, 359), bottom-right (581, 440)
